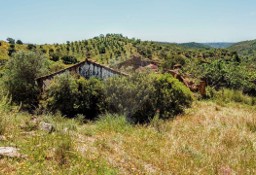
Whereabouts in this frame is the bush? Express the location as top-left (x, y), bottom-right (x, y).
top-left (42, 73), bottom-right (106, 118)
top-left (162, 55), bottom-right (186, 69)
top-left (3, 51), bottom-right (48, 108)
top-left (104, 73), bottom-right (192, 123)
top-left (50, 53), bottom-right (60, 62)
top-left (27, 44), bottom-right (36, 50)
top-left (155, 74), bottom-right (193, 119)
top-left (61, 55), bottom-right (78, 64)
top-left (43, 72), bottom-right (193, 121)
top-left (43, 73), bottom-right (79, 117)
top-left (76, 78), bottom-right (106, 119)
top-left (49, 62), bottom-right (66, 72)
top-left (104, 73), bottom-right (157, 123)
top-left (8, 44), bottom-right (16, 56)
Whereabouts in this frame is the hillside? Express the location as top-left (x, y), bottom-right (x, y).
top-left (228, 39), bottom-right (256, 57)
top-left (180, 42), bottom-right (211, 49)
top-left (1, 34), bottom-right (256, 96)
top-left (203, 42), bottom-right (234, 49)
top-left (0, 35), bottom-right (238, 73)
top-left (179, 42), bottom-right (234, 49)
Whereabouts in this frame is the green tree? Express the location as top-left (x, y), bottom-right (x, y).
top-left (6, 38), bottom-right (15, 44)
top-left (16, 40), bottom-right (23, 45)
top-left (3, 51), bottom-right (48, 108)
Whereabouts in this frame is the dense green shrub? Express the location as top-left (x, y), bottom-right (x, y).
top-left (3, 51), bottom-right (48, 108)
top-left (27, 44), bottom-right (36, 50)
top-left (76, 78), bottom-right (106, 119)
top-left (43, 73), bottom-right (79, 117)
top-left (42, 72), bottom-right (192, 121)
top-left (155, 74), bottom-right (193, 119)
top-left (104, 73), bottom-right (157, 123)
top-left (50, 53), bottom-right (60, 62)
top-left (162, 55), bottom-right (186, 69)
top-left (61, 55), bottom-right (78, 64)
top-left (8, 44), bottom-right (16, 56)
top-left (42, 73), bottom-right (106, 118)
top-left (104, 73), bottom-right (192, 123)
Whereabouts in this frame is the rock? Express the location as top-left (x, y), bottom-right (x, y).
top-left (0, 135), bottom-right (6, 141)
top-left (0, 147), bottom-right (22, 158)
top-left (63, 127), bottom-right (68, 133)
top-left (39, 122), bottom-right (55, 133)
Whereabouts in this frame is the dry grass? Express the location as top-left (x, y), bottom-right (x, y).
top-left (1, 100), bottom-right (256, 174)
top-left (76, 101), bottom-right (256, 175)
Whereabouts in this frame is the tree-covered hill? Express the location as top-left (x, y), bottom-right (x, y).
top-left (228, 39), bottom-right (256, 57)
top-left (0, 34), bottom-right (236, 69)
top-left (179, 42), bottom-right (234, 49)
top-left (203, 42), bottom-right (234, 49)
top-left (179, 42), bottom-right (211, 49)
top-left (1, 34), bottom-right (256, 96)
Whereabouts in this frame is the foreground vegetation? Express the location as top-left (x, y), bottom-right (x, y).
top-left (1, 95), bottom-right (256, 174)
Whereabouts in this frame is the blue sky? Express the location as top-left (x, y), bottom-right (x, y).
top-left (1, 0), bottom-right (256, 44)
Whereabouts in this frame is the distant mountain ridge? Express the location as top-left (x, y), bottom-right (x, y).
top-left (179, 42), bottom-right (210, 49)
top-left (180, 42), bottom-right (235, 49)
top-left (202, 42), bottom-right (234, 48)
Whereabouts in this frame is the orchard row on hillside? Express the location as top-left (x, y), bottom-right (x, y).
top-left (1, 34), bottom-right (256, 95)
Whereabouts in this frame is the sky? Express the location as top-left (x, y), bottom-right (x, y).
top-left (0, 0), bottom-right (256, 44)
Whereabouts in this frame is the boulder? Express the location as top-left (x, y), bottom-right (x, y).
top-left (0, 147), bottom-right (22, 158)
top-left (39, 122), bottom-right (55, 133)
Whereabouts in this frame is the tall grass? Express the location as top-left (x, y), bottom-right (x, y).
top-left (95, 114), bottom-right (132, 133)
top-left (0, 115), bottom-right (7, 135)
top-left (207, 87), bottom-right (256, 106)
top-left (0, 93), bottom-right (12, 135)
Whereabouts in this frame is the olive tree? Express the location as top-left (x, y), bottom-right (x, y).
top-left (3, 51), bottom-right (48, 108)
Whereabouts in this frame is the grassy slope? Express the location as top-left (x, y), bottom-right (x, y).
top-left (1, 100), bottom-right (256, 174)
